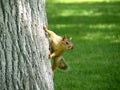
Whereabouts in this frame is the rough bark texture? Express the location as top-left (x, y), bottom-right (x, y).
top-left (0, 0), bottom-right (54, 90)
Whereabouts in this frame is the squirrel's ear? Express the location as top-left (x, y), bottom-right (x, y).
top-left (69, 37), bottom-right (72, 41)
top-left (62, 36), bottom-right (66, 41)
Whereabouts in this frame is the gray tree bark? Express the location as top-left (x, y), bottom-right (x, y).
top-left (0, 0), bottom-right (54, 90)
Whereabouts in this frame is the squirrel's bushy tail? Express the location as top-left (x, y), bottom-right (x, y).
top-left (58, 59), bottom-right (68, 70)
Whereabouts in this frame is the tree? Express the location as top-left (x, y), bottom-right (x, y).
top-left (0, 0), bottom-right (54, 90)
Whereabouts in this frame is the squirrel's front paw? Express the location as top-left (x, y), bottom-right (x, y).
top-left (49, 54), bottom-right (54, 59)
top-left (49, 54), bottom-right (52, 59)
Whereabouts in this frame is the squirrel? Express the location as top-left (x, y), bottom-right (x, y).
top-left (43, 26), bottom-right (73, 71)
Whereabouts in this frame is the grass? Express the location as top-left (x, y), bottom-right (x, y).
top-left (46, 0), bottom-right (120, 90)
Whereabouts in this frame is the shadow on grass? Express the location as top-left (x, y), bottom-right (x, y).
top-left (46, 1), bottom-right (120, 42)
top-left (46, 1), bottom-right (120, 90)
top-left (47, 1), bottom-right (120, 23)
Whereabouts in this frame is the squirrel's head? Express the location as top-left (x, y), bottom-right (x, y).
top-left (61, 36), bottom-right (73, 50)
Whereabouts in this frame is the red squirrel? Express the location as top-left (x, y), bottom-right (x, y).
top-left (43, 26), bottom-right (73, 71)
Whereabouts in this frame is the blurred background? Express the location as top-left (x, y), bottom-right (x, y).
top-left (46, 0), bottom-right (120, 90)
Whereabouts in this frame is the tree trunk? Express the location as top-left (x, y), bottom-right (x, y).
top-left (0, 0), bottom-right (54, 90)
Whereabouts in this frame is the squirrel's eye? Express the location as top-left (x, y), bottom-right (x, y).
top-left (66, 42), bottom-right (69, 44)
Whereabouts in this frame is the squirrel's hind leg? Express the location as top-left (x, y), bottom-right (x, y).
top-left (43, 26), bottom-right (54, 36)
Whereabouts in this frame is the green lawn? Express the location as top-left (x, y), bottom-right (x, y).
top-left (46, 0), bottom-right (120, 90)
